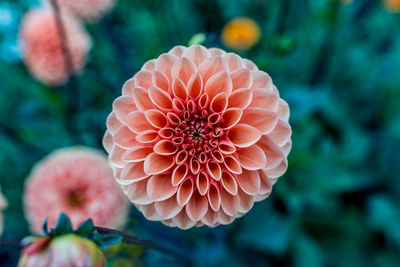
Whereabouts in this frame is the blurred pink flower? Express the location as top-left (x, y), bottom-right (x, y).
top-left (24, 147), bottom-right (128, 234)
top-left (0, 187), bottom-right (7, 236)
top-left (19, 8), bottom-right (91, 85)
top-left (18, 234), bottom-right (106, 267)
top-left (103, 45), bottom-right (292, 229)
top-left (56, 0), bottom-right (116, 21)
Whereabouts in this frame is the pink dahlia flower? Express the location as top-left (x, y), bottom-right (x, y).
top-left (103, 45), bottom-right (292, 229)
top-left (24, 147), bottom-right (128, 234)
top-left (19, 8), bottom-right (91, 85)
top-left (0, 187), bottom-right (7, 236)
top-left (51, 0), bottom-right (116, 21)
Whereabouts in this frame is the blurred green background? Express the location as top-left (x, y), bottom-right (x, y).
top-left (1, 0), bottom-right (400, 266)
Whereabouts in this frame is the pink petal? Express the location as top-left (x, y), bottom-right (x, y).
top-left (223, 155), bottom-right (242, 174)
top-left (267, 120), bottom-right (292, 147)
top-left (228, 123), bottom-right (261, 148)
top-left (264, 158), bottom-right (288, 179)
top-left (132, 87), bottom-right (154, 111)
top-left (190, 158), bottom-right (200, 175)
top-left (147, 174), bottom-right (178, 201)
top-left (122, 77), bottom-right (135, 96)
top-left (198, 93), bottom-right (209, 110)
top-left (221, 171), bottom-right (238, 195)
top-left (228, 88), bottom-right (253, 109)
top-left (148, 86), bottom-right (173, 111)
top-left (102, 131), bottom-right (113, 153)
top-left (223, 53), bottom-right (245, 71)
top-left (152, 71), bottom-right (170, 92)
top-left (208, 48), bottom-right (226, 57)
top-left (206, 161), bottom-right (222, 181)
top-left (250, 70), bottom-right (272, 90)
top-left (171, 57), bottom-right (196, 84)
top-left (276, 99), bottom-right (290, 122)
top-left (114, 126), bottom-right (138, 148)
top-left (167, 112), bottom-right (181, 126)
top-left (125, 111), bottom-right (153, 134)
top-left (141, 59), bottom-right (156, 71)
top-left (221, 108), bottom-right (243, 129)
top-left (186, 191), bottom-right (208, 221)
top-left (236, 169), bottom-right (261, 195)
top-left (204, 72), bottom-right (232, 100)
top-left (113, 96), bottom-right (138, 123)
top-left (154, 140), bottom-right (177, 155)
top-left (122, 146), bottom-right (153, 162)
top-left (250, 89), bottom-right (279, 110)
top-left (177, 178), bottom-right (194, 206)
top-left (220, 188), bottom-right (239, 216)
top-left (135, 130), bottom-right (159, 143)
top-left (172, 78), bottom-right (188, 100)
top-left (182, 45), bottom-right (210, 66)
top-left (158, 127), bottom-right (174, 139)
top-left (237, 145), bottom-right (267, 170)
top-left (187, 73), bottom-right (203, 100)
top-left (230, 68), bottom-right (252, 90)
top-left (198, 56), bottom-right (229, 82)
top-left (240, 107), bottom-right (279, 134)
top-left (237, 188), bottom-right (254, 213)
top-left (123, 180), bottom-right (153, 205)
top-left (243, 59), bottom-right (258, 70)
top-left (120, 161), bottom-right (150, 183)
top-left (144, 109), bottom-right (167, 129)
top-left (155, 197), bottom-right (183, 219)
top-left (109, 145), bottom-right (126, 168)
top-left (137, 203), bottom-right (160, 220)
top-left (281, 140), bottom-right (292, 156)
top-left (218, 138), bottom-right (236, 154)
top-left (169, 46), bottom-right (186, 57)
top-left (196, 171), bottom-right (209, 196)
top-left (175, 150), bottom-right (188, 165)
top-left (144, 153), bottom-right (174, 175)
top-left (155, 53), bottom-right (178, 81)
top-left (256, 136), bottom-right (285, 170)
top-left (172, 98), bottom-right (185, 113)
top-left (258, 170), bottom-right (272, 195)
top-left (207, 183), bottom-right (221, 212)
top-left (134, 70), bottom-right (153, 89)
top-left (106, 112), bottom-right (122, 135)
top-left (210, 92), bottom-right (228, 113)
top-left (172, 164), bottom-right (189, 186)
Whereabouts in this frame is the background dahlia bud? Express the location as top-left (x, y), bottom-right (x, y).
top-left (221, 17), bottom-right (261, 51)
top-left (18, 234), bottom-right (106, 267)
top-left (19, 8), bottom-right (92, 85)
top-left (103, 45), bottom-right (292, 229)
top-left (24, 147), bottom-right (129, 234)
top-left (0, 187), bottom-right (7, 236)
top-left (55, 0), bottom-right (117, 21)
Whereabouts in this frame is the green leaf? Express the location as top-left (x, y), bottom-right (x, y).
top-left (75, 219), bottom-right (95, 237)
top-left (188, 33), bottom-right (206, 46)
top-left (52, 213), bottom-right (73, 236)
top-left (96, 233), bottom-right (123, 249)
top-left (42, 217), bottom-right (49, 235)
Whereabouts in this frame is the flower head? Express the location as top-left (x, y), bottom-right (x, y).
top-left (19, 8), bottom-right (91, 85)
top-left (55, 0), bottom-right (116, 21)
top-left (384, 0), bottom-right (400, 12)
top-left (18, 234), bottom-right (106, 267)
top-left (222, 17), bottom-right (261, 51)
top-left (24, 147), bottom-right (128, 234)
top-left (0, 187), bottom-right (7, 236)
top-left (103, 45), bottom-right (292, 229)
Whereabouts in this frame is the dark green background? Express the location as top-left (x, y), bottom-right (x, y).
top-left (1, 0), bottom-right (400, 266)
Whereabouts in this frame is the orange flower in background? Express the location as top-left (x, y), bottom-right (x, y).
top-left (222, 17), bottom-right (261, 51)
top-left (24, 147), bottom-right (129, 234)
top-left (0, 187), bottom-right (7, 236)
top-left (56, 0), bottom-right (116, 21)
top-left (384, 0), bottom-right (400, 12)
top-left (19, 8), bottom-right (91, 85)
top-left (103, 45), bottom-right (292, 229)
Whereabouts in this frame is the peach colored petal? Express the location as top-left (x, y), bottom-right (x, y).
top-left (221, 171), bottom-right (238, 195)
top-left (198, 56), bottom-right (229, 82)
top-left (223, 155), bottom-right (242, 174)
top-left (230, 68), bottom-right (252, 90)
top-left (267, 120), bottom-right (292, 147)
top-left (281, 140), bottom-right (292, 157)
top-left (204, 72), bottom-right (232, 100)
top-left (102, 131), bottom-right (113, 153)
top-left (206, 161), bottom-right (222, 181)
top-left (207, 183), bottom-right (221, 212)
top-left (148, 86), bottom-right (173, 111)
top-left (220, 188), bottom-right (240, 216)
top-left (237, 188), bottom-right (254, 213)
top-left (134, 70), bottom-right (153, 89)
top-left (228, 124), bottom-right (261, 148)
top-left (187, 73), bottom-right (203, 100)
top-left (190, 158), bottom-right (200, 175)
top-left (141, 59), bottom-right (156, 71)
top-left (177, 178), bottom-right (194, 206)
top-left (137, 203), bottom-right (161, 221)
top-left (147, 175), bottom-right (177, 201)
top-left (122, 78), bottom-right (135, 96)
top-left (144, 153), bottom-right (174, 175)
top-left (154, 140), bottom-right (178, 155)
top-left (171, 57), bottom-right (196, 84)
top-left (124, 111), bottom-right (154, 134)
top-left (152, 71), bottom-right (170, 92)
top-left (135, 130), bottom-right (159, 144)
top-left (276, 99), bottom-right (290, 121)
top-left (236, 169), bottom-right (260, 195)
top-left (169, 45), bottom-right (186, 57)
top-left (256, 136), bottom-right (285, 170)
top-left (243, 59), bottom-right (258, 70)
top-left (208, 48), bottom-right (226, 57)
top-left (122, 146), bottom-right (153, 162)
top-left (106, 112), bottom-right (122, 135)
top-left (237, 145), bottom-right (267, 170)
top-left (132, 87), bottom-right (154, 111)
top-left (172, 164), bottom-right (189, 186)
top-left (210, 92), bottom-right (228, 113)
top-left (144, 109), bottom-right (167, 129)
top-left (221, 108), bottom-right (243, 129)
top-left (250, 89), bottom-right (279, 110)
top-left (223, 53), bottom-right (245, 71)
top-left (155, 197), bottom-right (183, 219)
top-left (114, 126), bottom-right (138, 148)
top-left (113, 96), bottom-right (138, 123)
top-left (120, 161), bottom-right (150, 184)
top-left (109, 145), bottom-right (126, 168)
top-left (182, 45), bottom-right (210, 66)
top-left (186, 192), bottom-right (208, 221)
top-left (196, 171), bottom-right (210, 196)
top-left (155, 53), bottom-right (178, 80)
top-left (218, 138), bottom-right (236, 154)
top-left (172, 78), bottom-right (188, 101)
top-left (228, 88), bottom-right (253, 109)
top-left (240, 107), bottom-right (279, 134)
top-left (263, 158), bottom-right (288, 179)
top-left (124, 181), bottom-right (152, 205)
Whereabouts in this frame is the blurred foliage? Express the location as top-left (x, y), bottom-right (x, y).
top-left (1, 0), bottom-right (400, 266)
